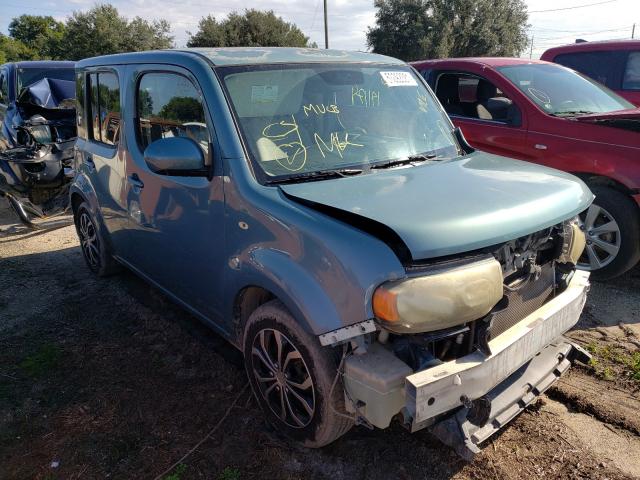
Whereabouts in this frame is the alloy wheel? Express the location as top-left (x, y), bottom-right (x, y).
top-left (78, 211), bottom-right (100, 269)
top-left (578, 203), bottom-right (621, 271)
top-left (251, 328), bottom-right (315, 428)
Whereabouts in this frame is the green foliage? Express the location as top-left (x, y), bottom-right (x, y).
top-left (586, 341), bottom-right (640, 383)
top-left (1, 5), bottom-right (174, 62)
top-left (8, 15), bottom-right (66, 59)
top-left (367, 0), bottom-right (530, 61)
top-left (187, 9), bottom-right (313, 48)
top-left (158, 97), bottom-right (204, 123)
top-left (62, 4), bottom-right (174, 61)
top-left (19, 344), bottom-right (62, 377)
top-left (218, 467), bottom-right (241, 480)
top-left (163, 463), bottom-right (187, 480)
top-left (0, 33), bottom-right (37, 62)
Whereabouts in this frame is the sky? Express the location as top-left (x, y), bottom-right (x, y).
top-left (0, 0), bottom-right (639, 58)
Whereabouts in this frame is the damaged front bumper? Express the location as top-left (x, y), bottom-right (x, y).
top-left (0, 140), bottom-right (75, 221)
top-left (343, 270), bottom-right (590, 457)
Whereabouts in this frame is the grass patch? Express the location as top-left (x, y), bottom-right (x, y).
top-left (164, 464), bottom-right (186, 480)
top-left (585, 342), bottom-right (640, 383)
top-left (218, 467), bottom-right (240, 480)
top-left (19, 344), bottom-right (62, 377)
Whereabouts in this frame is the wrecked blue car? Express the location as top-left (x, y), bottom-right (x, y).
top-left (71, 48), bottom-right (593, 458)
top-left (0, 61), bottom-right (76, 224)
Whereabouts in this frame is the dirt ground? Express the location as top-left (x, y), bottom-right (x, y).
top-left (1, 197), bottom-right (639, 480)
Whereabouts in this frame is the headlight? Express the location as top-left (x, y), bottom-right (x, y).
top-left (559, 217), bottom-right (586, 265)
top-left (372, 257), bottom-right (503, 334)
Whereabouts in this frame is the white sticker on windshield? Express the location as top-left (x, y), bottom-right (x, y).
top-left (380, 71), bottom-right (417, 87)
top-left (251, 85), bottom-right (279, 103)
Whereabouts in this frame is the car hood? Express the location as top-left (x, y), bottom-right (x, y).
top-left (574, 108), bottom-right (640, 122)
top-left (280, 152), bottom-right (593, 261)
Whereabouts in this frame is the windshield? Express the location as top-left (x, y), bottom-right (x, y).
top-left (217, 63), bottom-right (459, 181)
top-left (17, 68), bottom-right (75, 93)
top-left (497, 64), bottom-right (634, 117)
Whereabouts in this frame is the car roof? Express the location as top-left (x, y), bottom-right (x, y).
top-left (410, 57), bottom-right (552, 69)
top-left (10, 60), bottom-right (76, 69)
top-left (77, 47), bottom-right (405, 68)
top-left (541, 39), bottom-right (640, 59)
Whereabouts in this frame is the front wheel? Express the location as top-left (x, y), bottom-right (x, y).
top-left (243, 300), bottom-right (352, 447)
top-left (578, 186), bottom-right (640, 280)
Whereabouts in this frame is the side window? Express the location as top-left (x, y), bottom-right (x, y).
top-left (554, 51), bottom-right (625, 90)
top-left (623, 52), bottom-right (640, 90)
top-left (88, 71), bottom-right (120, 146)
top-left (97, 72), bottom-right (120, 145)
top-left (136, 72), bottom-right (210, 156)
top-left (75, 72), bottom-right (87, 139)
top-left (89, 73), bottom-right (100, 141)
top-left (0, 71), bottom-right (8, 104)
top-left (434, 72), bottom-right (515, 123)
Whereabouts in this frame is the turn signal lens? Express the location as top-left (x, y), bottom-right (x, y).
top-left (372, 287), bottom-right (399, 322)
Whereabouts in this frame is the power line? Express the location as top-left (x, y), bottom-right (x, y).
top-left (529, 0), bottom-right (618, 14)
top-left (534, 27), bottom-right (630, 41)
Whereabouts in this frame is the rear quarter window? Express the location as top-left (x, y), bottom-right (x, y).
top-left (76, 72), bottom-right (87, 139)
top-left (554, 51), bottom-right (627, 90)
top-left (88, 71), bottom-right (120, 146)
top-left (623, 51), bottom-right (640, 90)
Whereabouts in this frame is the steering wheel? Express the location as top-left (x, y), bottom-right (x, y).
top-left (556, 100), bottom-right (577, 112)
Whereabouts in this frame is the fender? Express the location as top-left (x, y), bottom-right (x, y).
top-left (232, 247), bottom-right (345, 338)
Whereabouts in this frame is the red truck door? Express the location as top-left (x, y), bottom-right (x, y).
top-left (428, 69), bottom-right (533, 161)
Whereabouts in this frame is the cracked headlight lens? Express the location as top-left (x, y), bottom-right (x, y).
top-left (559, 217), bottom-right (586, 266)
top-left (372, 257), bottom-right (504, 334)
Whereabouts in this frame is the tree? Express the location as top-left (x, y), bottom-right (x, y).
top-left (0, 33), bottom-right (37, 62)
top-left (187, 9), bottom-right (313, 48)
top-left (158, 97), bottom-right (204, 123)
top-left (367, 0), bottom-right (529, 61)
top-left (61, 4), bottom-right (173, 60)
top-left (8, 15), bottom-right (66, 59)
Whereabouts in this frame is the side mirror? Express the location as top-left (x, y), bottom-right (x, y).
top-left (506, 103), bottom-right (522, 127)
top-left (143, 137), bottom-right (206, 176)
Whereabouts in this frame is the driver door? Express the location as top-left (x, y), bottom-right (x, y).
top-left (122, 65), bottom-right (226, 323)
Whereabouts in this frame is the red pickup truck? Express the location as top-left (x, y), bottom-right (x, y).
top-left (411, 57), bottom-right (640, 279)
top-left (541, 39), bottom-right (640, 107)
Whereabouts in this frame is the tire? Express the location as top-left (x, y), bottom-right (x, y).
top-left (74, 201), bottom-right (120, 277)
top-left (243, 300), bottom-right (353, 447)
top-left (578, 186), bottom-right (640, 280)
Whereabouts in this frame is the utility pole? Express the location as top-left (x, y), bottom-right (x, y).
top-left (324, 0), bottom-right (329, 49)
top-left (529, 33), bottom-right (534, 59)
top-left (633, 23), bottom-right (636, 39)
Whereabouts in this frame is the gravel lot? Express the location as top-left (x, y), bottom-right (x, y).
top-left (1, 197), bottom-right (639, 480)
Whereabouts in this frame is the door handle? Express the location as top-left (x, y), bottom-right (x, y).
top-left (127, 173), bottom-right (144, 189)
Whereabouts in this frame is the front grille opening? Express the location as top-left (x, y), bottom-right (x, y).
top-left (391, 224), bottom-right (569, 371)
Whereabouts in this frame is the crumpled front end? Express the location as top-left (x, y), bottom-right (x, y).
top-left (0, 78), bottom-right (76, 221)
top-left (323, 220), bottom-right (591, 458)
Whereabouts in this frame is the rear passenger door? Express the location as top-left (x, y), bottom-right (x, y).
top-left (76, 68), bottom-right (130, 247)
top-left (122, 65), bottom-right (226, 322)
top-left (428, 70), bottom-right (529, 160)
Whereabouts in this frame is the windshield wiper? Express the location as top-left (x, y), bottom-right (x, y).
top-left (550, 110), bottom-right (596, 117)
top-left (264, 168), bottom-right (363, 185)
top-left (370, 153), bottom-right (438, 170)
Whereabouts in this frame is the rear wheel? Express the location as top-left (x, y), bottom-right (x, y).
top-left (74, 202), bottom-right (120, 277)
top-left (243, 300), bottom-right (352, 447)
top-left (578, 186), bottom-right (640, 280)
